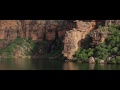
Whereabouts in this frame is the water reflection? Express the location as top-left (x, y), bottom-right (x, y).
top-left (0, 58), bottom-right (120, 70)
top-left (89, 64), bottom-right (95, 70)
top-left (31, 58), bottom-right (65, 70)
top-left (63, 62), bottom-right (79, 70)
top-left (0, 58), bottom-right (35, 70)
top-left (14, 58), bottom-right (36, 70)
top-left (99, 64), bottom-right (105, 70)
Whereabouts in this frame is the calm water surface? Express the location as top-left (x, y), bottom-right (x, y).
top-left (0, 58), bottom-right (120, 70)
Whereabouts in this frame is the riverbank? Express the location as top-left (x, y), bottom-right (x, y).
top-left (65, 56), bottom-right (120, 64)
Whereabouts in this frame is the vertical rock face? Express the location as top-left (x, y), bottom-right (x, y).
top-left (0, 20), bottom-right (21, 40)
top-left (1, 20), bottom-right (119, 59)
top-left (62, 28), bottom-right (78, 59)
top-left (62, 20), bottom-right (96, 59)
top-left (0, 20), bottom-right (74, 40)
top-left (0, 20), bottom-right (22, 49)
top-left (0, 20), bottom-right (74, 49)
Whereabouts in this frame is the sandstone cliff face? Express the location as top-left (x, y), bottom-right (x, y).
top-left (0, 20), bottom-right (74, 49)
top-left (62, 20), bottom-right (115, 60)
top-left (1, 20), bottom-right (118, 59)
top-left (62, 20), bottom-right (96, 59)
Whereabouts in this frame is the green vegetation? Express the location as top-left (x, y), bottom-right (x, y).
top-left (47, 46), bottom-right (63, 58)
top-left (74, 47), bottom-right (94, 62)
top-left (74, 24), bottom-right (120, 64)
top-left (116, 56), bottom-right (120, 64)
top-left (46, 38), bottom-right (64, 59)
top-left (0, 37), bottom-right (34, 58)
top-left (108, 58), bottom-right (116, 64)
top-left (0, 37), bottom-right (43, 58)
top-left (0, 36), bottom-right (64, 59)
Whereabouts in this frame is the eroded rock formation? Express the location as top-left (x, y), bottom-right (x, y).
top-left (0, 20), bottom-right (74, 49)
top-left (0, 20), bottom-right (118, 59)
top-left (62, 20), bottom-right (96, 59)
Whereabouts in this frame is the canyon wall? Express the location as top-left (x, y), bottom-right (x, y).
top-left (0, 20), bottom-right (75, 49)
top-left (0, 20), bottom-right (119, 59)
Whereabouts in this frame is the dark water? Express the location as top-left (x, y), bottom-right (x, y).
top-left (0, 58), bottom-right (120, 70)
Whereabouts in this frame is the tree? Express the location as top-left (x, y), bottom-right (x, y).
top-left (111, 47), bottom-right (118, 55)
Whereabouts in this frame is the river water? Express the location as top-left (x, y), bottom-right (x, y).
top-left (0, 58), bottom-right (120, 70)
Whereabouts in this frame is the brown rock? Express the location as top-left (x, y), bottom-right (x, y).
top-left (62, 20), bottom-right (96, 60)
top-left (0, 20), bottom-right (74, 49)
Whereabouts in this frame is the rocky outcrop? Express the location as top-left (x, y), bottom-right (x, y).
top-left (62, 20), bottom-right (96, 59)
top-left (90, 27), bottom-right (109, 46)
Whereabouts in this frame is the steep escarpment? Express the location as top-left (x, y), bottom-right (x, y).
top-left (1, 20), bottom-right (120, 62)
top-left (0, 20), bottom-right (75, 58)
top-left (74, 20), bottom-right (120, 64)
top-left (62, 20), bottom-right (120, 61)
top-left (0, 20), bottom-right (74, 48)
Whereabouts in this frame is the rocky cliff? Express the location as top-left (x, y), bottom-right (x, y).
top-left (0, 20), bottom-right (120, 59)
top-left (0, 20), bottom-right (75, 50)
top-left (62, 20), bottom-right (120, 60)
top-left (62, 20), bottom-right (96, 59)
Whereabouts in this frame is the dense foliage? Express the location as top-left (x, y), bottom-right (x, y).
top-left (74, 24), bottom-right (120, 64)
top-left (0, 37), bottom-right (35, 58)
top-left (0, 37), bottom-right (63, 58)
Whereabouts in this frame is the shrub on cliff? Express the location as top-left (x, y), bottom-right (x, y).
top-left (0, 37), bottom-right (35, 58)
top-left (74, 24), bottom-right (120, 63)
top-left (75, 48), bottom-right (88, 61)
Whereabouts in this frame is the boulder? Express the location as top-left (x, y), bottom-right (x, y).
top-left (106, 57), bottom-right (112, 63)
top-left (88, 57), bottom-right (95, 64)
